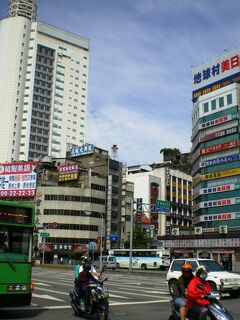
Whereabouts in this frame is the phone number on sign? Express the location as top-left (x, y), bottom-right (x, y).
top-left (0, 189), bottom-right (35, 198)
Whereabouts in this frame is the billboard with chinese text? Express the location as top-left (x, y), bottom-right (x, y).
top-left (58, 163), bottom-right (79, 182)
top-left (192, 49), bottom-right (240, 101)
top-left (70, 143), bottom-right (94, 158)
top-left (0, 161), bottom-right (37, 198)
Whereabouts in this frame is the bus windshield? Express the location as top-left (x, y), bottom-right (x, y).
top-left (0, 227), bottom-right (31, 262)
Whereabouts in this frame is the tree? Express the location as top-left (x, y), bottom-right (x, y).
top-left (124, 226), bottom-right (153, 249)
top-left (160, 147), bottom-right (181, 163)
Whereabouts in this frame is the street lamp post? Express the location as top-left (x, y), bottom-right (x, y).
top-left (99, 212), bottom-right (104, 271)
top-left (129, 200), bottom-right (134, 270)
top-left (42, 224), bottom-right (49, 265)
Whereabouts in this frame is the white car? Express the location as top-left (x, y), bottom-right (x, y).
top-left (166, 258), bottom-right (240, 298)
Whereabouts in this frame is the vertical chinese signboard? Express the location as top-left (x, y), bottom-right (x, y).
top-left (0, 161), bottom-right (37, 198)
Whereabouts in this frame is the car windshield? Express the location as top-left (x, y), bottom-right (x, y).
top-left (200, 260), bottom-right (224, 272)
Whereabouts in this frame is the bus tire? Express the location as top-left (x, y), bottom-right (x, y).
top-left (141, 264), bottom-right (147, 270)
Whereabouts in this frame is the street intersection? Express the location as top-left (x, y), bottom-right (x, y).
top-left (0, 268), bottom-right (239, 320)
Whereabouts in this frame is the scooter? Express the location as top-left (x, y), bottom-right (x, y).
top-left (169, 290), bottom-right (234, 320)
top-left (70, 276), bottom-right (109, 320)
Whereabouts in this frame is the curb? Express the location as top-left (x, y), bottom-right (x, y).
top-left (33, 264), bottom-right (74, 269)
top-left (33, 264), bottom-right (167, 277)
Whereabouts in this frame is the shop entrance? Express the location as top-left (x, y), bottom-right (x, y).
top-left (220, 253), bottom-right (232, 271)
top-left (198, 251), bottom-right (211, 259)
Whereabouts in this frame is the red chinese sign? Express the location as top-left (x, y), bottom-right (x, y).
top-left (0, 161), bottom-right (37, 198)
top-left (200, 140), bottom-right (239, 155)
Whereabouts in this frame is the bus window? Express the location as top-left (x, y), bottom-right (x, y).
top-left (0, 228), bottom-right (31, 261)
top-left (0, 232), bottom-right (9, 252)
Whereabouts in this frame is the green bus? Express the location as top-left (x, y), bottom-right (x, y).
top-left (0, 200), bottom-right (35, 306)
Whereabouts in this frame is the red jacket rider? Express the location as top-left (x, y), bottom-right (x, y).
top-left (187, 268), bottom-right (211, 309)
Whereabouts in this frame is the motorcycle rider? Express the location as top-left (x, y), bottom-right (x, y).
top-left (77, 262), bottom-right (103, 312)
top-left (75, 256), bottom-right (86, 281)
top-left (78, 256), bottom-right (100, 276)
top-left (187, 265), bottom-right (211, 320)
top-left (172, 263), bottom-right (194, 320)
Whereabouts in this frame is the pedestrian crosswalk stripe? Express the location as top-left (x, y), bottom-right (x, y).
top-left (111, 299), bottom-right (170, 306)
top-left (36, 287), bottom-right (69, 296)
top-left (110, 294), bottom-right (130, 299)
top-left (32, 293), bottom-right (65, 302)
top-left (34, 282), bottom-right (52, 287)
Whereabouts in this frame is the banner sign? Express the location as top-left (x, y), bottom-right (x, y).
top-left (198, 197), bottom-right (240, 209)
top-left (201, 168), bottom-right (240, 181)
top-left (192, 72), bottom-right (240, 102)
top-left (0, 161), bottom-right (37, 198)
top-left (200, 183), bottom-right (240, 195)
top-left (200, 140), bottom-right (239, 156)
top-left (193, 53), bottom-right (240, 88)
top-left (203, 148), bottom-right (240, 160)
top-left (191, 113), bottom-right (237, 140)
top-left (53, 244), bottom-right (73, 251)
top-left (58, 163), bottom-right (79, 182)
top-left (161, 237), bottom-right (240, 248)
top-left (208, 176), bottom-right (240, 187)
top-left (199, 153), bottom-right (240, 168)
top-left (200, 113), bottom-right (237, 129)
top-left (199, 127), bottom-right (238, 143)
top-left (70, 143), bottom-right (94, 157)
top-left (193, 212), bottom-right (238, 224)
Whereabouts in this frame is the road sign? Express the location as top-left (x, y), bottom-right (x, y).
top-left (194, 226), bottom-right (202, 235)
top-left (52, 222), bottom-right (58, 229)
top-left (109, 234), bottom-right (120, 241)
top-left (40, 232), bottom-right (50, 238)
top-left (89, 241), bottom-right (96, 251)
top-left (219, 225), bottom-right (228, 234)
top-left (156, 200), bottom-right (170, 213)
top-left (171, 228), bottom-right (179, 236)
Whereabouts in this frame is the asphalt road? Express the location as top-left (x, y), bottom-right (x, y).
top-left (0, 268), bottom-right (239, 320)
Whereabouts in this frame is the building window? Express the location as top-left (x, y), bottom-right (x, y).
top-left (203, 102), bottom-right (208, 113)
top-left (211, 100), bottom-right (216, 110)
top-left (227, 94), bottom-right (232, 105)
top-left (59, 46), bottom-right (67, 51)
top-left (219, 97), bottom-right (224, 108)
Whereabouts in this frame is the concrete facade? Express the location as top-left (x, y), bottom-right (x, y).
top-left (0, 2), bottom-right (89, 162)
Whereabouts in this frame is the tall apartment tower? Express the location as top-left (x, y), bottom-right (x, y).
top-left (0, 0), bottom-right (89, 162)
top-left (191, 49), bottom-right (240, 235)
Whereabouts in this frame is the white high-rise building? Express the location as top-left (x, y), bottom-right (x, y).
top-left (0, 0), bottom-right (89, 162)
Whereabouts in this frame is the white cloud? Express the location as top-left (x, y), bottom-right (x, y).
top-left (87, 103), bottom-right (191, 165)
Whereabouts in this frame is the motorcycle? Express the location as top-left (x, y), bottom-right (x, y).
top-left (169, 286), bottom-right (234, 320)
top-left (70, 276), bottom-right (109, 320)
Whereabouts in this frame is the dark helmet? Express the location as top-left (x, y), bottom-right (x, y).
top-left (84, 257), bottom-right (91, 263)
top-left (83, 262), bottom-right (91, 271)
top-left (80, 256), bottom-right (86, 262)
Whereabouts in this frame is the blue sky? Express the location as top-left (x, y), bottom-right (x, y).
top-left (1, 0), bottom-right (240, 165)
